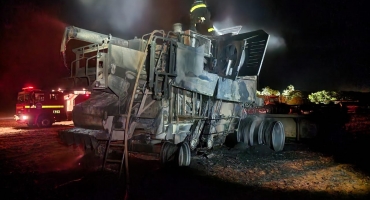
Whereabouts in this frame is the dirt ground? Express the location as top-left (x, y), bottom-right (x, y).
top-left (0, 116), bottom-right (370, 200)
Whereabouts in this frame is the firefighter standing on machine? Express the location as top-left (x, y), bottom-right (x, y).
top-left (190, 0), bottom-right (216, 35)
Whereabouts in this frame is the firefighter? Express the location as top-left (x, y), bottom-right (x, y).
top-left (190, 0), bottom-right (216, 35)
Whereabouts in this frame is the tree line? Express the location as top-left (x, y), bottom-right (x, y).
top-left (257, 85), bottom-right (339, 105)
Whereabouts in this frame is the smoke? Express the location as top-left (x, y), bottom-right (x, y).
top-left (74, 0), bottom-right (188, 38)
top-left (73, 0), bottom-right (287, 53)
top-left (76, 0), bottom-right (149, 34)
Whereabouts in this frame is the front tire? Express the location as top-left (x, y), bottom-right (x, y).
top-left (37, 116), bottom-right (53, 128)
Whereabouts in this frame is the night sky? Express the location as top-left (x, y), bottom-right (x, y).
top-left (0, 0), bottom-right (368, 113)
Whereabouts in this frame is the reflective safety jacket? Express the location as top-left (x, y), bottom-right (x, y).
top-left (190, 1), bottom-right (215, 35)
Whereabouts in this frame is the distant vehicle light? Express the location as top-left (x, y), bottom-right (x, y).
top-left (22, 86), bottom-right (34, 90)
top-left (22, 86), bottom-right (41, 92)
top-left (74, 90), bottom-right (91, 95)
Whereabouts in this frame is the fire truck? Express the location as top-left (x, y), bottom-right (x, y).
top-left (14, 86), bottom-right (90, 127)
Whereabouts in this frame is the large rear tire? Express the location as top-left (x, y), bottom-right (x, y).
top-left (177, 142), bottom-right (191, 167)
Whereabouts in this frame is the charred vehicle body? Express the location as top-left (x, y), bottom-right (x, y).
top-left (58, 22), bottom-right (285, 168)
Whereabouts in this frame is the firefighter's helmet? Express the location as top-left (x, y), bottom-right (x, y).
top-left (190, 0), bottom-right (215, 35)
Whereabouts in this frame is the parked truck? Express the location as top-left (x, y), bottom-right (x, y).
top-left (15, 86), bottom-right (90, 127)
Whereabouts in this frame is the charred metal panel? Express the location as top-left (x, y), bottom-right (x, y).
top-left (183, 30), bottom-right (212, 57)
top-left (95, 52), bottom-right (108, 88)
top-left (215, 30), bottom-right (269, 79)
top-left (216, 76), bottom-right (257, 103)
top-left (216, 102), bottom-right (235, 133)
top-left (73, 44), bottom-right (146, 129)
top-left (173, 42), bottom-right (218, 96)
top-left (59, 128), bottom-right (108, 148)
top-left (73, 91), bottom-right (120, 129)
top-left (235, 30), bottom-right (269, 76)
top-left (128, 38), bottom-right (147, 51)
top-left (166, 123), bottom-right (193, 144)
top-left (105, 45), bottom-right (145, 98)
top-left (109, 45), bottom-right (145, 74)
top-left (107, 74), bottom-right (134, 100)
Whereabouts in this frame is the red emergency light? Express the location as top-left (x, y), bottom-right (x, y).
top-left (23, 86), bottom-right (34, 90)
top-left (22, 86), bottom-right (41, 92)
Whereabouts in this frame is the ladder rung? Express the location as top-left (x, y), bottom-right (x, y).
top-left (110, 143), bottom-right (125, 147)
top-left (113, 128), bottom-right (125, 131)
top-left (135, 91), bottom-right (153, 94)
top-left (105, 159), bottom-right (122, 163)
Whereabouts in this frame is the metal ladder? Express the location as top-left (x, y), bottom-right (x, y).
top-left (102, 121), bottom-right (127, 177)
top-left (101, 85), bottom-right (151, 177)
top-left (101, 75), bottom-right (149, 178)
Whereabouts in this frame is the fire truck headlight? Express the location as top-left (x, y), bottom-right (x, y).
top-left (22, 115), bottom-right (28, 120)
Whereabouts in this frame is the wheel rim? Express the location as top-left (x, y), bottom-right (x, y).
top-left (41, 119), bottom-right (50, 126)
top-left (242, 126), bottom-right (249, 144)
top-left (178, 146), bottom-right (184, 166)
top-left (183, 142), bottom-right (191, 166)
top-left (38, 117), bottom-right (52, 127)
top-left (271, 121), bottom-right (285, 152)
top-left (263, 120), bottom-right (274, 146)
top-left (248, 118), bottom-right (261, 146)
top-left (178, 142), bottom-right (191, 167)
top-left (242, 116), bottom-right (256, 144)
top-left (258, 120), bottom-right (266, 144)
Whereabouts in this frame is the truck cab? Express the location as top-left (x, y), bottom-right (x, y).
top-left (14, 87), bottom-right (68, 127)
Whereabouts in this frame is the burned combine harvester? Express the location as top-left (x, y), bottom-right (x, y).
top-left (59, 23), bottom-right (285, 169)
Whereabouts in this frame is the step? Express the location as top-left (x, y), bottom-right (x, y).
top-left (110, 143), bottom-right (125, 147)
top-left (135, 91), bottom-right (153, 95)
top-left (113, 128), bottom-right (125, 131)
top-left (105, 159), bottom-right (122, 163)
top-left (110, 144), bottom-right (125, 147)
